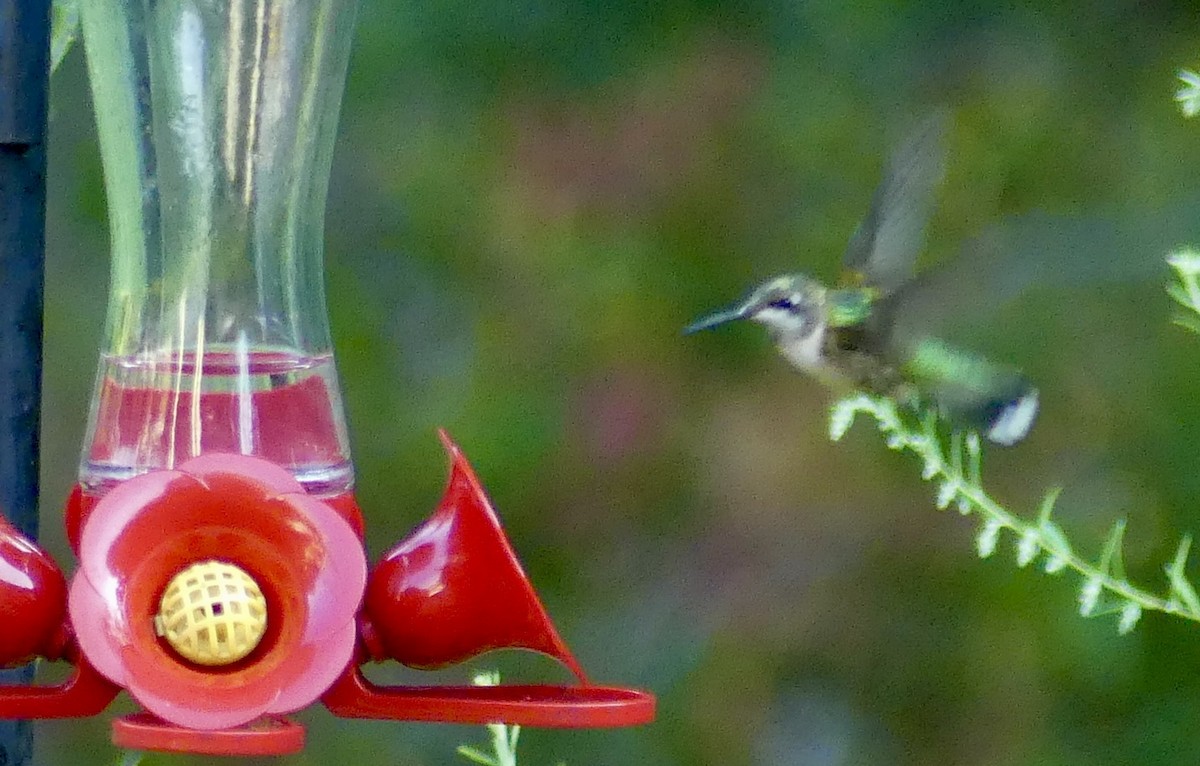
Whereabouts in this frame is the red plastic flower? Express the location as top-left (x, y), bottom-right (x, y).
top-left (68, 454), bottom-right (366, 730)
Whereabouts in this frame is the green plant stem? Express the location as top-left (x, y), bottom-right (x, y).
top-left (831, 394), bottom-right (1199, 632)
top-left (457, 671), bottom-right (522, 766)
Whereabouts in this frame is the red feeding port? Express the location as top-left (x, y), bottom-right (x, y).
top-left (0, 516), bottom-right (68, 667)
top-left (68, 454), bottom-right (367, 731)
top-left (328, 431), bottom-right (656, 729)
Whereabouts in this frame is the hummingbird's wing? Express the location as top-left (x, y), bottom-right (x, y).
top-left (840, 111), bottom-right (948, 294)
top-left (880, 209), bottom-right (1172, 347)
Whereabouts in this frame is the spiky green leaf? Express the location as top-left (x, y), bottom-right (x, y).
top-left (1167, 282), bottom-right (1195, 308)
top-left (949, 430), bottom-right (964, 476)
top-left (1037, 518), bottom-right (1073, 559)
top-left (1118, 601), bottom-right (1142, 635)
top-left (956, 496), bottom-right (972, 515)
top-left (1166, 537), bottom-right (1200, 616)
top-left (1044, 554), bottom-right (1068, 574)
top-left (1036, 487), bottom-right (1063, 524)
top-left (976, 520), bottom-right (1002, 558)
top-left (1079, 577), bottom-right (1102, 617)
top-left (1168, 247), bottom-right (1200, 273)
top-left (1015, 529), bottom-right (1039, 568)
top-left (965, 432), bottom-right (982, 485)
top-left (1177, 69), bottom-right (1200, 117)
top-left (1098, 519), bottom-right (1128, 581)
top-left (829, 403), bottom-right (856, 441)
top-left (1172, 314), bottom-right (1200, 335)
top-left (935, 481), bottom-right (957, 510)
top-left (457, 747), bottom-right (501, 766)
top-left (919, 453), bottom-right (940, 480)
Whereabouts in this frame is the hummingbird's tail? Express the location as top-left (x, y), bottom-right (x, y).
top-left (981, 387), bottom-right (1039, 446)
top-left (902, 338), bottom-right (1039, 446)
top-left (933, 380), bottom-right (1039, 446)
top-left (930, 376), bottom-right (1039, 446)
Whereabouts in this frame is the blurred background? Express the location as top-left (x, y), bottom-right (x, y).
top-left (32, 1), bottom-right (1200, 764)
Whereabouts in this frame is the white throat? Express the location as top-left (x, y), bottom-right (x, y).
top-left (775, 320), bottom-right (828, 372)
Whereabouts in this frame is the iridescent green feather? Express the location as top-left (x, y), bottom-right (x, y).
top-left (826, 288), bottom-right (877, 328)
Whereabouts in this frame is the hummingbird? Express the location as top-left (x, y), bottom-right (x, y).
top-left (684, 113), bottom-right (1038, 445)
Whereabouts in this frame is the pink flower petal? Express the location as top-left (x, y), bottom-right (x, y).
top-left (76, 470), bottom-right (195, 586)
top-left (67, 454), bottom-right (367, 730)
top-left (66, 572), bottom-right (128, 686)
top-left (180, 453), bottom-right (304, 496)
top-left (268, 621), bottom-right (358, 715)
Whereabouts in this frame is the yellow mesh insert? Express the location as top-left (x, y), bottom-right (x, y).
top-left (154, 560), bottom-right (268, 666)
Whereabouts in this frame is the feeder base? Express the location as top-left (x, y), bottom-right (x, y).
top-left (112, 713), bottom-right (305, 756)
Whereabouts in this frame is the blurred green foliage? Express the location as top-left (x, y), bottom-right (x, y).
top-left (34, 1), bottom-right (1200, 764)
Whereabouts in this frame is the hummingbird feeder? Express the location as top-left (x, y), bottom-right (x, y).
top-left (0, 0), bottom-right (654, 755)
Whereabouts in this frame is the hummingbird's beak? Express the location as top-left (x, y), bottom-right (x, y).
top-left (683, 303), bottom-right (751, 334)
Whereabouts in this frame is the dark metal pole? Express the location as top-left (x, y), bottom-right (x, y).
top-left (0, 0), bottom-right (50, 764)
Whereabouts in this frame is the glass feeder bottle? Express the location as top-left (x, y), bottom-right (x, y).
top-left (78, 0), bottom-right (358, 498)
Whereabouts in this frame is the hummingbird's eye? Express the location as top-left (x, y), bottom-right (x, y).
top-left (767, 297), bottom-right (795, 311)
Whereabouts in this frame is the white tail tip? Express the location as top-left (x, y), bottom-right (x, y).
top-left (986, 390), bottom-right (1039, 446)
